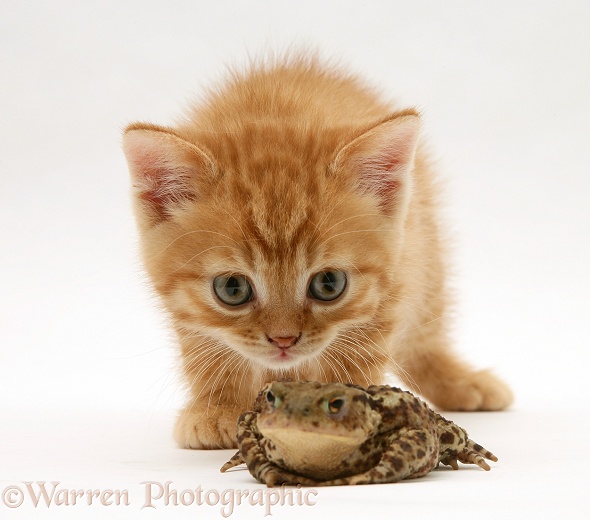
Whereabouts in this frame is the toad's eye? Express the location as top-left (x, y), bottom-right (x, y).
top-left (327, 397), bottom-right (345, 414)
top-left (309, 270), bottom-right (347, 301)
top-left (266, 390), bottom-right (280, 408)
top-left (213, 274), bottom-right (253, 306)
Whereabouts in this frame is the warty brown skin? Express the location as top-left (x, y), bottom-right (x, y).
top-left (221, 381), bottom-right (498, 486)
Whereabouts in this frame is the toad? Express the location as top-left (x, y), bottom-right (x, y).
top-left (220, 381), bottom-right (497, 486)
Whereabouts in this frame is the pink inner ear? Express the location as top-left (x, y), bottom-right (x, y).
top-left (357, 147), bottom-right (408, 212)
top-left (380, 145), bottom-right (407, 171)
top-left (360, 172), bottom-right (400, 213)
top-left (372, 175), bottom-right (400, 212)
top-left (352, 118), bottom-right (420, 214)
top-left (125, 132), bottom-right (199, 220)
top-left (137, 165), bottom-right (196, 218)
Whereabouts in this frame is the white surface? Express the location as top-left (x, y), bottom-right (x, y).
top-left (0, 406), bottom-right (586, 519)
top-left (1, 1), bottom-right (589, 518)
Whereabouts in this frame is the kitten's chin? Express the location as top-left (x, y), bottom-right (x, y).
top-left (265, 351), bottom-right (308, 370)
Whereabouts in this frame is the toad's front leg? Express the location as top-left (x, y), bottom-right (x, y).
top-left (220, 451), bottom-right (244, 472)
top-left (436, 414), bottom-right (498, 470)
top-left (220, 412), bottom-right (321, 487)
top-left (221, 449), bottom-right (318, 487)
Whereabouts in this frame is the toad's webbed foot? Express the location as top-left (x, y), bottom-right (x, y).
top-left (220, 451), bottom-right (244, 473)
top-left (440, 439), bottom-right (498, 471)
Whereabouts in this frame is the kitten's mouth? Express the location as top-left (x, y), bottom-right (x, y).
top-left (274, 347), bottom-right (295, 363)
top-left (234, 336), bottom-right (321, 370)
top-left (263, 333), bottom-right (306, 367)
top-left (265, 345), bottom-right (312, 369)
top-left (279, 347), bottom-right (294, 360)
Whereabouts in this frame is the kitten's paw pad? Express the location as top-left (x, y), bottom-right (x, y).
top-left (174, 406), bottom-right (238, 449)
top-left (436, 370), bottom-right (513, 411)
top-left (470, 370), bottom-right (513, 410)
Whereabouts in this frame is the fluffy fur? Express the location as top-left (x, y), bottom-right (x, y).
top-left (123, 57), bottom-right (513, 449)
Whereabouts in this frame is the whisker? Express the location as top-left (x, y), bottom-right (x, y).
top-left (235, 358), bottom-right (253, 403)
top-left (172, 245), bottom-right (236, 272)
top-left (346, 325), bottom-right (421, 394)
top-left (321, 349), bottom-right (354, 384)
top-left (308, 197), bottom-right (349, 245)
top-left (388, 294), bottom-right (442, 319)
top-left (217, 206), bottom-right (250, 243)
top-left (346, 327), bottom-right (390, 358)
top-left (329, 341), bottom-right (374, 386)
top-left (334, 335), bottom-right (385, 373)
top-left (402, 315), bottom-right (443, 333)
top-left (312, 212), bottom-right (383, 246)
top-left (207, 353), bottom-right (245, 413)
top-left (319, 228), bottom-right (394, 245)
top-left (146, 229), bottom-right (242, 259)
top-left (318, 351), bottom-right (343, 384)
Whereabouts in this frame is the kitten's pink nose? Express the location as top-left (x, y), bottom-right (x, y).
top-left (267, 335), bottom-right (299, 349)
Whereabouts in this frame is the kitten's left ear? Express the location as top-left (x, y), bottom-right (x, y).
top-left (122, 123), bottom-right (215, 226)
top-left (333, 110), bottom-right (421, 216)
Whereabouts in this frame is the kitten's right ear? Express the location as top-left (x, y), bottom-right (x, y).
top-left (332, 111), bottom-right (421, 217)
top-left (122, 124), bottom-right (214, 224)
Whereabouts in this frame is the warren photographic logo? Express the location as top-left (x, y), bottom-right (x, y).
top-left (1, 481), bottom-right (318, 517)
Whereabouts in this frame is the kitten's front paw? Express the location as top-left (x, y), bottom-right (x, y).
top-left (174, 404), bottom-right (239, 449)
top-left (433, 370), bottom-right (513, 411)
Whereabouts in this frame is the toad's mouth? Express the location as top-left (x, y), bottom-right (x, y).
top-left (257, 427), bottom-right (367, 480)
top-left (260, 426), bottom-right (363, 445)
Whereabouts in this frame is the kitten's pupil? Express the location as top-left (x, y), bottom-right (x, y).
top-left (226, 276), bottom-right (241, 296)
top-left (322, 272), bottom-right (336, 293)
top-left (309, 270), bottom-right (347, 301)
top-left (213, 274), bottom-right (252, 306)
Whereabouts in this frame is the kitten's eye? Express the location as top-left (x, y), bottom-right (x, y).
top-left (213, 274), bottom-right (253, 306)
top-left (309, 270), bottom-right (347, 301)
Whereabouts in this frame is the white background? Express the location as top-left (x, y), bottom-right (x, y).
top-left (1, 1), bottom-right (589, 518)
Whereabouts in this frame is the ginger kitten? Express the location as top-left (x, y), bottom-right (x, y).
top-left (123, 57), bottom-right (512, 449)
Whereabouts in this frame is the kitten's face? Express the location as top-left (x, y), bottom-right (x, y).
top-left (144, 130), bottom-right (394, 370)
top-left (124, 114), bottom-right (419, 372)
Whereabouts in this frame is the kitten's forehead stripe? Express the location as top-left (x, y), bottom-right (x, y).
top-left (207, 125), bottom-right (334, 255)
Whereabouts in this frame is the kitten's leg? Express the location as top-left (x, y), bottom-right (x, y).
top-left (397, 317), bottom-right (513, 411)
top-left (174, 401), bottom-right (243, 449)
top-left (174, 338), bottom-right (257, 449)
